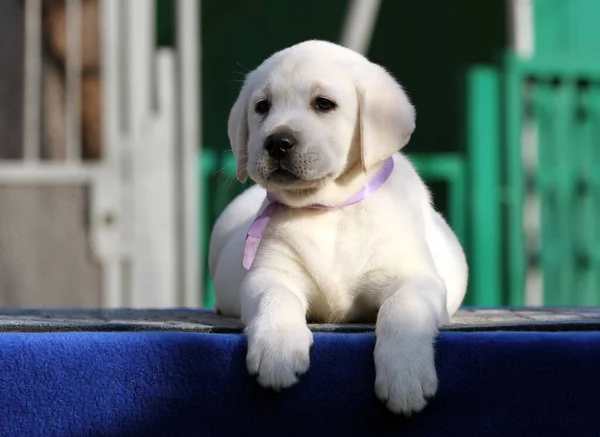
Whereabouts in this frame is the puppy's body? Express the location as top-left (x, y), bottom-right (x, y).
top-left (210, 40), bottom-right (468, 415)
top-left (211, 153), bottom-right (466, 322)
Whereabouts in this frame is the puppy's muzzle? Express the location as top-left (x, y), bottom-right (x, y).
top-left (264, 130), bottom-right (297, 161)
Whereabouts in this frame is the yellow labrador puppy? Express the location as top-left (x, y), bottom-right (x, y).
top-left (209, 40), bottom-right (468, 415)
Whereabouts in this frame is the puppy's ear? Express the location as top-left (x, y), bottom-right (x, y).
top-left (227, 83), bottom-right (251, 183)
top-left (355, 62), bottom-right (415, 171)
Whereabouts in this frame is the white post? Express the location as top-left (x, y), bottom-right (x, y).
top-left (339, 0), bottom-right (382, 55)
top-left (509, 0), bottom-right (535, 59)
top-left (95, 0), bottom-right (197, 308)
top-left (176, 0), bottom-right (201, 307)
top-left (94, 0), bottom-right (127, 308)
top-left (120, 48), bottom-right (179, 308)
top-left (126, 0), bottom-right (179, 308)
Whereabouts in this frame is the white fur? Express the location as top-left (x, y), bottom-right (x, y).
top-left (209, 40), bottom-right (468, 415)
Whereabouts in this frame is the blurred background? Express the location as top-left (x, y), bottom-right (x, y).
top-left (0, 0), bottom-right (597, 310)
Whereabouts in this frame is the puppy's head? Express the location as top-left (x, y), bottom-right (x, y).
top-left (228, 40), bottom-right (415, 204)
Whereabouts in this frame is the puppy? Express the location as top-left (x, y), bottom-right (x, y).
top-left (209, 40), bottom-right (468, 415)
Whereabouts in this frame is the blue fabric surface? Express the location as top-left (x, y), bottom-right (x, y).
top-left (1, 330), bottom-right (599, 437)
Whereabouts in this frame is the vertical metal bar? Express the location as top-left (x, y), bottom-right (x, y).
top-left (505, 55), bottom-right (526, 306)
top-left (551, 80), bottom-right (575, 305)
top-left (467, 66), bottom-right (502, 306)
top-left (98, 0), bottom-right (124, 308)
top-left (339, 0), bottom-right (382, 55)
top-left (118, 1), bottom-right (129, 135)
top-left (522, 85), bottom-right (542, 306)
top-left (100, 0), bottom-right (122, 168)
top-left (575, 84), bottom-right (594, 305)
top-left (65, 0), bottom-right (83, 162)
top-left (23, 0), bottom-right (42, 162)
top-left (177, 0), bottom-right (201, 308)
top-left (126, 0), bottom-right (152, 134)
top-left (147, 49), bottom-right (178, 307)
top-left (128, 0), bottom-right (160, 308)
top-left (536, 80), bottom-right (557, 306)
top-left (592, 85), bottom-right (600, 305)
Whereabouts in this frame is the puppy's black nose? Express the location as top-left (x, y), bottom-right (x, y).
top-left (264, 131), bottom-right (296, 160)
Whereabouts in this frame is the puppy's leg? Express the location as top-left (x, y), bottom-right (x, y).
top-left (374, 275), bottom-right (448, 415)
top-left (241, 266), bottom-right (314, 391)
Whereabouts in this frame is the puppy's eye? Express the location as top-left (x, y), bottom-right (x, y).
top-left (255, 99), bottom-right (271, 115)
top-left (313, 97), bottom-right (337, 112)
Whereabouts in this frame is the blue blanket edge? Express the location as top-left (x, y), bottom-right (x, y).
top-left (1, 330), bottom-right (599, 437)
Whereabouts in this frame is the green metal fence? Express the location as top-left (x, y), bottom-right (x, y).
top-left (507, 0), bottom-right (600, 305)
top-left (460, 57), bottom-right (600, 307)
top-left (503, 55), bottom-right (600, 306)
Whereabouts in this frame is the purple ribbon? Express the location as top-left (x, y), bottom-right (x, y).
top-left (243, 157), bottom-right (395, 270)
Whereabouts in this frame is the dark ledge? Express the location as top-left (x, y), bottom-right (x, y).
top-left (0, 307), bottom-right (598, 333)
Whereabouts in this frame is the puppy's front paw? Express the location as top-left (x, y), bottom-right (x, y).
top-left (374, 335), bottom-right (438, 415)
top-left (245, 319), bottom-right (313, 391)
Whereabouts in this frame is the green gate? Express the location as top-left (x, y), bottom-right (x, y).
top-left (504, 55), bottom-right (600, 306)
top-left (502, 0), bottom-right (600, 305)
